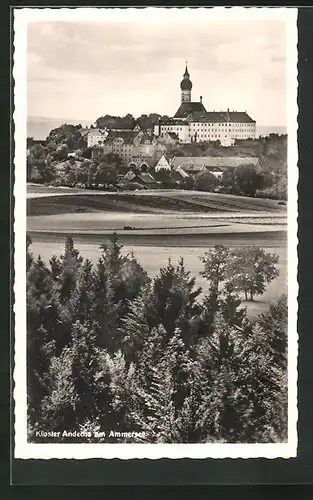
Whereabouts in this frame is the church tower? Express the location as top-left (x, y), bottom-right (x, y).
top-left (180, 63), bottom-right (192, 103)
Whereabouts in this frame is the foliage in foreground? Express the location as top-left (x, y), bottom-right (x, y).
top-left (27, 235), bottom-right (287, 444)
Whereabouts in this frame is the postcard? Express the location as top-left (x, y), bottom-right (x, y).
top-left (13, 6), bottom-right (298, 459)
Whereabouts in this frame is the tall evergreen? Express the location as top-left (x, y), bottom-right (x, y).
top-left (92, 256), bottom-right (120, 350)
top-left (100, 234), bottom-right (149, 307)
top-left (27, 254), bottom-right (56, 423)
top-left (146, 258), bottom-right (202, 343)
top-left (119, 285), bottom-right (153, 362)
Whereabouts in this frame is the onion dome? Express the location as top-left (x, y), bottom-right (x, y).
top-left (180, 63), bottom-right (192, 91)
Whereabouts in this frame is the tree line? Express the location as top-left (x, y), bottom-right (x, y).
top-left (155, 163), bottom-right (285, 199)
top-left (27, 235), bottom-right (287, 444)
top-left (27, 122), bottom-right (287, 200)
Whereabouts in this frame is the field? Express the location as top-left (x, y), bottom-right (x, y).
top-left (28, 184), bottom-right (286, 215)
top-left (27, 184), bottom-right (288, 317)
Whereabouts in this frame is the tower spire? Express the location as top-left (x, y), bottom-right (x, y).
top-left (184, 61), bottom-right (189, 78)
top-left (180, 62), bottom-right (192, 102)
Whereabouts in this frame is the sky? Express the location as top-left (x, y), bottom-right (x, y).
top-left (27, 16), bottom-right (288, 126)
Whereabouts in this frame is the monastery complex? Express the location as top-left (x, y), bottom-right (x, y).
top-left (154, 64), bottom-right (256, 145)
top-left (83, 64), bottom-right (257, 169)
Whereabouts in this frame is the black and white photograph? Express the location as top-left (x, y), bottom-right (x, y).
top-left (13, 7), bottom-right (298, 459)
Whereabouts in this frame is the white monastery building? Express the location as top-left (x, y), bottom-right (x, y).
top-left (153, 64), bottom-right (256, 146)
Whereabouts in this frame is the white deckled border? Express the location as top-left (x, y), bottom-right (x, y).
top-left (13, 6), bottom-right (298, 460)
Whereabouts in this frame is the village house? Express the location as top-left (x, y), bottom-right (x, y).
top-left (91, 128), bottom-right (157, 166)
top-left (170, 156), bottom-right (260, 179)
top-left (170, 166), bottom-right (190, 183)
top-left (153, 120), bottom-right (189, 143)
top-left (86, 128), bottom-right (109, 148)
top-left (128, 156), bottom-right (152, 171)
top-left (172, 155), bottom-right (259, 170)
top-left (123, 170), bottom-right (156, 187)
top-left (154, 154), bottom-right (172, 172)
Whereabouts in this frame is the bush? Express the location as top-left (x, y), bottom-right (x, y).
top-left (235, 164), bottom-right (266, 197)
top-left (195, 171), bottom-right (218, 192)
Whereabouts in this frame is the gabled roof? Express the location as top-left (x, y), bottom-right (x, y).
top-left (171, 156), bottom-right (259, 169)
top-left (174, 101), bottom-right (207, 119)
top-left (188, 111), bottom-right (256, 123)
top-left (137, 172), bottom-right (156, 184)
top-left (155, 154), bottom-right (172, 169)
top-left (124, 170), bottom-right (136, 181)
top-left (170, 170), bottom-right (182, 182)
top-left (171, 167), bottom-right (190, 180)
top-left (176, 163), bottom-right (207, 173)
top-left (105, 130), bottom-right (139, 145)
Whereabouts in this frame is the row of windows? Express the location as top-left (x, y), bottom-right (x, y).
top-left (161, 126), bottom-right (187, 131)
top-left (195, 133), bottom-right (255, 139)
top-left (191, 123), bottom-right (254, 128)
top-left (193, 129), bottom-right (253, 134)
top-left (159, 122), bottom-right (254, 129)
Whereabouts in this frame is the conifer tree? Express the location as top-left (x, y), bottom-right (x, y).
top-left (219, 282), bottom-right (247, 328)
top-left (52, 236), bottom-right (83, 305)
top-left (119, 285), bottom-right (152, 362)
top-left (27, 254), bottom-right (56, 423)
top-left (69, 321), bottom-right (102, 425)
top-left (73, 259), bottom-right (95, 324)
top-left (257, 293), bottom-right (288, 371)
top-left (47, 237), bottom-right (85, 352)
top-left (26, 234), bottom-right (33, 271)
top-left (192, 311), bottom-right (287, 443)
top-left (200, 245), bottom-right (230, 299)
top-left (92, 255), bottom-right (121, 351)
top-left (102, 350), bottom-right (137, 437)
top-left (147, 258), bottom-right (202, 342)
top-left (127, 325), bottom-right (178, 441)
top-left (100, 234), bottom-right (149, 312)
top-left (100, 233), bottom-right (126, 283)
top-left (39, 345), bottom-right (78, 435)
top-left (126, 326), bottom-right (197, 443)
top-left (120, 251), bottom-right (150, 304)
top-left (40, 321), bottom-right (112, 435)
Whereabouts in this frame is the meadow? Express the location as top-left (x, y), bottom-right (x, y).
top-left (27, 185), bottom-right (286, 215)
top-left (27, 184), bottom-right (288, 317)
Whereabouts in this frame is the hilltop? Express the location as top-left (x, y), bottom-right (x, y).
top-left (27, 115), bottom-right (287, 141)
